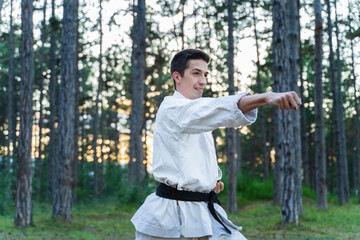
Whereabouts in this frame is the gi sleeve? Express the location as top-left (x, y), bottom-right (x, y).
top-left (172, 92), bottom-right (257, 134)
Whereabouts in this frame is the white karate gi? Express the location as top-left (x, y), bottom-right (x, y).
top-left (131, 91), bottom-right (257, 240)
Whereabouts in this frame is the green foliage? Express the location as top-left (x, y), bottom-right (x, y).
top-left (302, 185), bottom-right (317, 200)
top-left (75, 159), bottom-right (156, 205)
top-left (118, 176), bottom-right (157, 205)
top-left (237, 174), bottom-right (274, 200)
top-left (0, 163), bottom-right (15, 215)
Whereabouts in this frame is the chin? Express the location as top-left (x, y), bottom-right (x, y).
top-left (193, 93), bottom-right (202, 99)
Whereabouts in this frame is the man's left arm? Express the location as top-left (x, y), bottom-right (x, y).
top-left (237, 91), bottom-right (302, 114)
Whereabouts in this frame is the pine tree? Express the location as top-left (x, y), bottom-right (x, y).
top-left (226, 0), bottom-right (237, 214)
top-left (15, 0), bottom-right (35, 227)
top-left (52, 0), bottom-right (78, 221)
top-left (314, 0), bottom-right (328, 210)
top-left (129, 0), bottom-right (146, 183)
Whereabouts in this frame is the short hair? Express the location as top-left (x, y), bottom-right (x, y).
top-left (170, 49), bottom-right (210, 90)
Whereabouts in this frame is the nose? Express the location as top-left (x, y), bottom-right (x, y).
top-left (199, 75), bottom-right (207, 86)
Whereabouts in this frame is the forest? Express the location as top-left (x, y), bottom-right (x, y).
top-left (0, 0), bottom-right (359, 239)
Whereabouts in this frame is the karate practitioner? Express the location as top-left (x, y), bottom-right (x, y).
top-left (131, 49), bottom-right (301, 240)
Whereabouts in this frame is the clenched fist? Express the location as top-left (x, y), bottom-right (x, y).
top-left (266, 91), bottom-right (302, 110)
top-left (212, 180), bottom-right (224, 194)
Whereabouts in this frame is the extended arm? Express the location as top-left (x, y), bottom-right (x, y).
top-left (237, 91), bottom-right (302, 114)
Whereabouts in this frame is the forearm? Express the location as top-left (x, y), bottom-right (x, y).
top-left (237, 93), bottom-right (269, 114)
top-left (237, 91), bottom-right (301, 114)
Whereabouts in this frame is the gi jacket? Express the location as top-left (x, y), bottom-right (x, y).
top-left (131, 91), bottom-right (257, 239)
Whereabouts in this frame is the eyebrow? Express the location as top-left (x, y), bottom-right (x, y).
top-left (192, 68), bottom-right (209, 75)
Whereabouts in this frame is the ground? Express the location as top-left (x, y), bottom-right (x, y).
top-left (0, 198), bottom-right (359, 239)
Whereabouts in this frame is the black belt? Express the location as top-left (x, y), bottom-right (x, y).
top-left (156, 183), bottom-right (231, 234)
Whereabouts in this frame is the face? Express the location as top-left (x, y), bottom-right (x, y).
top-left (173, 59), bottom-right (209, 100)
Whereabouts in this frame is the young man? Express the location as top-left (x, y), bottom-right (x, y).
top-left (131, 49), bottom-right (301, 240)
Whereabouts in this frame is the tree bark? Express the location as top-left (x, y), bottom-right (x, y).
top-left (99, 109), bottom-right (104, 198)
top-left (326, 0), bottom-right (348, 205)
top-left (272, 0), bottom-right (285, 207)
top-left (92, 0), bottom-right (103, 199)
top-left (272, 0), bottom-right (298, 223)
top-left (226, 0), bottom-right (237, 214)
top-left (287, 0), bottom-right (303, 217)
top-left (325, 0), bottom-right (341, 202)
top-left (236, 130), bottom-right (242, 173)
top-left (298, 0), bottom-right (309, 187)
top-left (128, 0), bottom-right (137, 182)
top-left (347, 0), bottom-right (360, 203)
top-left (15, 0), bottom-right (34, 227)
top-left (180, 0), bottom-right (187, 50)
top-left (52, 0), bottom-right (78, 221)
top-left (80, 65), bottom-right (87, 171)
top-left (193, 4), bottom-right (198, 48)
top-left (314, 0), bottom-right (328, 210)
top-left (334, 0), bottom-right (350, 203)
top-left (5, 0), bottom-right (15, 202)
top-left (72, 0), bottom-right (79, 205)
top-left (0, 0), bottom-right (3, 19)
top-left (35, 0), bottom-right (47, 201)
top-left (129, 0), bottom-right (146, 184)
top-left (251, 0), bottom-right (269, 179)
top-left (46, 0), bottom-right (57, 204)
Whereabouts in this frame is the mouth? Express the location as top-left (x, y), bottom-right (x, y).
top-left (194, 87), bottom-right (203, 92)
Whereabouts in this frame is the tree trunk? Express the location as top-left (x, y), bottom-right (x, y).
top-left (334, 0), bottom-right (350, 203)
top-left (114, 102), bottom-right (120, 163)
top-left (298, 0), bottom-right (309, 187)
top-left (251, 0), bottom-right (268, 179)
top-left (80, 108), bottom-right (86, 166)
top-left (129, 0), bottom-right (146, 184)
top-left (308, 130), bottom-right (316, 191)
top-left (193, 4), bottom-right (198, 48)
top-left (15, 0), bottom-right (34, 227)
top-left (35, 0), bottom-right (47, 201)
top-left (272, 0), bottom-right (285, 207)
top-left (226, 0), bottom-right (237, 214)
top-left (287, 0), bottom-right (303, 217)
top-left (348, 0), bottom-right (360, 203)
top-left (52, 0), bottom-right (78, 221)
top-left (272, 0), bottom-right (298, 223)
top-left (46, 0), bottom-right (57, 204)
top-left (325, 0), bottom-right (341, 201)
top-left (5, 0), bottom-right (15, 202)
top-left (99, 107), bottom-right (104, 198)
top-left (72, 0), bottom-right (79, 205)
top-left (180, 0), bottom-right (187, 50)
top-left (80, 65), bottom-right (87, 170)
top-left (314, 0), bottom-right (328, 210)
top-left (325, 0), bottom-right (347, 205)
top-left (92, 0), bottom-right (103, 200)
top-left (236, 130), bottom-right (242, 173)
top-left (0, 0), bottom-right (3, 18)
top-left (128, 0), bottom-right (137, 183)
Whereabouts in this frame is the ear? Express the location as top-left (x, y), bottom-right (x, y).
top-left (172, 71), bottom-right (182, 86)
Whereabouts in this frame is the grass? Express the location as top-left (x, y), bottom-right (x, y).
top-left (0, 197), bottom-right (359, 240)
top-left (229, 198), bottom-right (360, 239)
top-left (0, 201), bottom-right (138, 240)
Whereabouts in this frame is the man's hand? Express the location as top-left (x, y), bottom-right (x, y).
top-left (266, 91), bottom-right (302, 110)
top-left (212, 180), bottom-right (224, 194)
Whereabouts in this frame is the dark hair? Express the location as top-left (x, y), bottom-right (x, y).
top-left (170, 49), bottom-right (210, 90)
